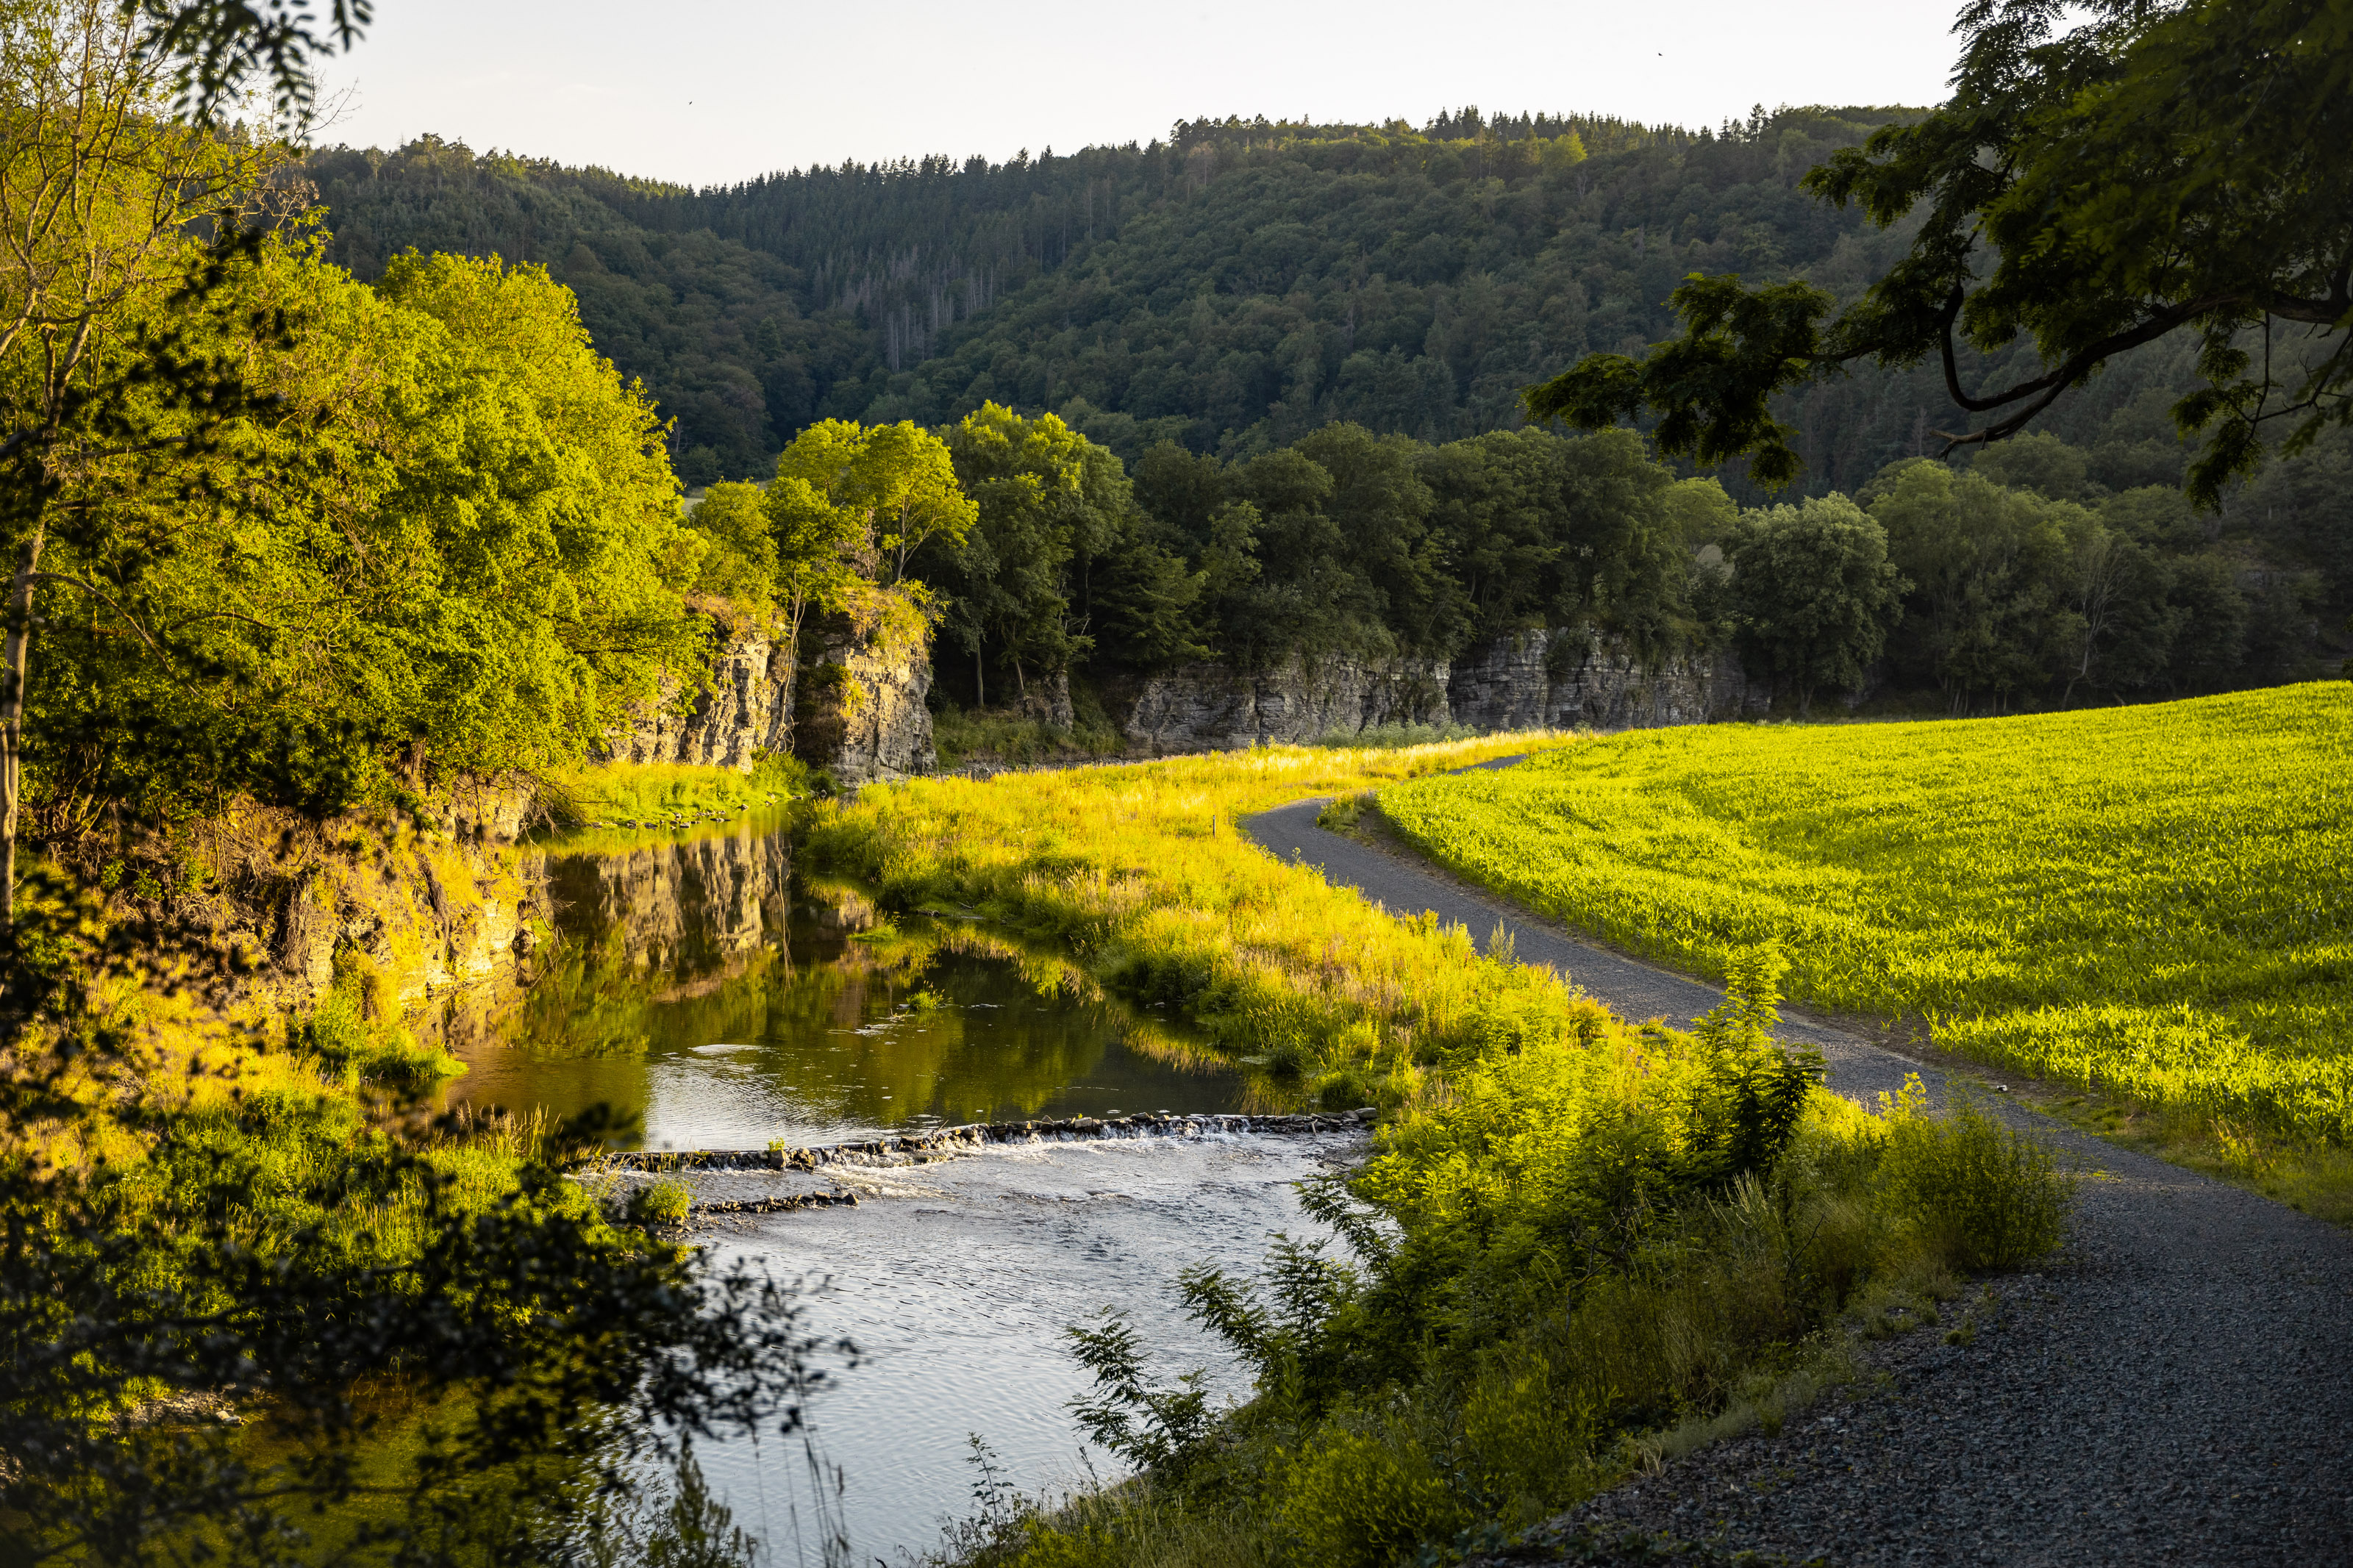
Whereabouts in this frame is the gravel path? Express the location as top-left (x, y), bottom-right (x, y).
top-left (1242, 781), bottom-right (2353, 1567)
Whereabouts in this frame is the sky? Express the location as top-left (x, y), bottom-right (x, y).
top-left (311, 0), bottom-right (1968, 189)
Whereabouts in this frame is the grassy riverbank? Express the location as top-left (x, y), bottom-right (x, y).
top-left (535, 756), bottom-right (811, 826)
top-left (804, 739), bottom-right (2073, 1565)
top-left (1378, 684), bottom-right (2353, 1217)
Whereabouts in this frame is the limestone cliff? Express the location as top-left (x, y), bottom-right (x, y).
top-left (790, 606), bottom-right (938, 784)
top-left (1117, 631), bottom-right (1759, 753)
top-left (1446, 629), bottom-right (1762, 731)
top-left (600, 605), bottom-right (935, 786)
top-left (1123, 654), bottom-right (1452, 753)
top-left (600, 618), bottom-right (793, 770)
top-left (128, 776), bottom-right (558, 1051)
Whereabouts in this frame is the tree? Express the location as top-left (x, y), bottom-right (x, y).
top-left (2054, 511), bottom-right (2173, 704)
top-left (1868, 462), bottom-right (2068, 710)
top-left (774, 417), bottom-right (974, 587)
top-left (1724, 495), bottom-right (1906, 716)
top-left (682, 480), bottom-right (780, 624)
top-left (933, 404), bottom-right (1123, 707)
top-left (763, 418), bottom-right (963, 714)
top-left (1527, 0), bottom-right (2353, 506)
top-left (0, 1), bottom-right (292, 935)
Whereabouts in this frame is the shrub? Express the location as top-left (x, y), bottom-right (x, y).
top-left (635, 1178), bottom-right (694, 1227)
top-left (1277, 1420), bottom-right (1457, 1568)
top-left (1876, 1075), bottom-right (2074, 1269)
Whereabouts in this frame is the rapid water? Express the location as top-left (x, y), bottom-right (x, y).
top-left (440, 815), bottom-right (1346, 1561)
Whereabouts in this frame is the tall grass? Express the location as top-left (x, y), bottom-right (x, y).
top-left (813, 741), bottom-right (2074, 1568)
top-left (1379, 684), bottom-right (2353, 1147)
top-left (802, 735), bottom-right (1584, 1107)
top-left (536, 755), bottom-right (809, 827)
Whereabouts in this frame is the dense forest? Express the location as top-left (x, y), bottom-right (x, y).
top-left (890, 409), bottom-right (2334, 721)
top-left (305, 107), bottom-right (1950, 484)
top-left (298, 108), bottom-right (2352, 665)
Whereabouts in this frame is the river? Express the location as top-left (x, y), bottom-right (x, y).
top-left (440, 812), bottom-right (1350, 1561)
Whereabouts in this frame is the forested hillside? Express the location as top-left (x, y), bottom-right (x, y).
top-left (299, 107), bottom-right (2352, 654)
top-left (304, 107), bottom-right (1947, 484)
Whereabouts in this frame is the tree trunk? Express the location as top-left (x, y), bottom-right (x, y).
top-left (779, 592), bottom-right (809, 753)
top-left (1, 525), bottom-right (46, 934)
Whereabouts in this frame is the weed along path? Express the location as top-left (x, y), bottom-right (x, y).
top-left (1243, 786), bottom-right (2353, 1568)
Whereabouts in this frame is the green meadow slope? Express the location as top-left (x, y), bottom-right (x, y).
top-left (1379, 685), bottom-right (2353, 1146)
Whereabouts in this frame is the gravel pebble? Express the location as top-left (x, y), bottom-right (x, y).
top-left (1246, 790), bottom-right (2353, 1567)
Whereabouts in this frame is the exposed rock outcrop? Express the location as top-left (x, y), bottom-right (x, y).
top-left (263, 802), bottom-right (550, 1021)
top-left (600, 606), bottom-right (935, 787)
top-left (1447, 629), bottom-right (1762, 731)
top-left (791, 607), bottom-right (938, 785)
top-left (1117, 631), bottom-right (1759, 753)
top-left (1124, 654), bottom-right (1452, 753)
top-left (600, 622), bottom-right (793, 770)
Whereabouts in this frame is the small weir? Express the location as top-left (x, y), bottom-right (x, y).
top-left (447, 817), bottom-right (1357, 1559)
top-left (606, 1108), bottom-right (1377, 1174)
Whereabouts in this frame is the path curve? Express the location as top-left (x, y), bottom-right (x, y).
top-left (1243, 776), bottom-right (2353, 1568)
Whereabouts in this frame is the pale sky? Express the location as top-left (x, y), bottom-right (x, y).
top-left (311, 0), bottom-right (1968, 188)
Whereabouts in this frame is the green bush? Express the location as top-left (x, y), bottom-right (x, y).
top-left (635, 1178), bottom-right (693, 1228)
top-left (1313, 792), bottom-right (1375, 830)
top-left (1877, 1075), bottom-right (2074, 1269)
top-left (1277, 1421), bottom-right (1457, 1568)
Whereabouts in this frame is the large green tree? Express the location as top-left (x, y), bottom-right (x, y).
top-left (1724, 495), bottom-right (1906, 716)
top-left (931, 404), bottom-right (1125, 707)
top-left (1528, 0), bottom-right (2352, 506)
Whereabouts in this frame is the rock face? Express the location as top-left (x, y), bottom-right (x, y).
top-left (601, 621), bottom-right (793, 770)
top-left (1124, 654), bottom-right (1452, 753)
top-left (791, 608), bottom-right (938, 785)
top-left (266, 798), bottom-right (551, 1021)
top-left (600, 608), bottom-right (935, 787)
top-left (1120, 631), bottom-right (1757, 753)
top-left (1447, 629), bottom-right (1762, 731)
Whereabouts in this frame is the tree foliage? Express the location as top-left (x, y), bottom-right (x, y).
top-left (1723, 495), bottom-right (1906, 716)
top-left (1528, 0), bottom-right (2353, 505)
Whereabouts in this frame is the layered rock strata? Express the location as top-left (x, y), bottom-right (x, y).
top-left (1118, 631), bottom-right (1760, 753)
top-left (1447, 628), bottom-right (1764, 731)
top-left (789, 608), bottom-right (938, 784)
top-left (1124, 655), bottom-right (1452, 753)
top-left (601, 607), bottom-right (936, 787)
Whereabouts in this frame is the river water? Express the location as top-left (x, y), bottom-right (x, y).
top-left (442, 815), bottom-right (1348, 1561)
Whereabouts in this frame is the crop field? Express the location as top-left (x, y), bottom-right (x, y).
top-left (1378, 684), bottom-right (2353, 1147)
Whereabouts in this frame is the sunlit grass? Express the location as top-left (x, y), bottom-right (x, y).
top-left (1379, 683), bottom-right (2353, 1152)
top-left (535, 756), bottom-right (809, 828)
top-left (803, 734), bottom-right (1590, 1108)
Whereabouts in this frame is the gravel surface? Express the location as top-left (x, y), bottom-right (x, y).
top-left (1242, 781), bottom-right (2353, 1567)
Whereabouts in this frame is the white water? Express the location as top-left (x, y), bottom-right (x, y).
top-left (684, 1129), bottom-right (1358, 1563)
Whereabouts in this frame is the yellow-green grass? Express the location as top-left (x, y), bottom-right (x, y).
top-left (803, 735), bottom-right (1587, 1100)
top-left (1378, 683), bottom-right (2353, 1153)
top-left (807, 741), bottom-right (2076, 1567)
top-left (535, 756), bottom-right (807, 829)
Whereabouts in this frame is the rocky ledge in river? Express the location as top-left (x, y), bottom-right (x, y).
top-left (599, 1107), bottom-right (1377, 1175)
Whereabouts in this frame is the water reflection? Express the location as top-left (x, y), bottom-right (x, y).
top-left (443, 816), bottom-right (1321, 1561)
top-left (449, 816), bottom-right (1263, 1149)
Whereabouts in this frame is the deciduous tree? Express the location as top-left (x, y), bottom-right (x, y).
top-left (1528, 0), bottom-right (2353, 506)
top-left (1725, 495), bottom-right (1906, 716)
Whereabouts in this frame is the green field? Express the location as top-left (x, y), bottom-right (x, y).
top-left (1379, 684), bottom-right (2353, 1146)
